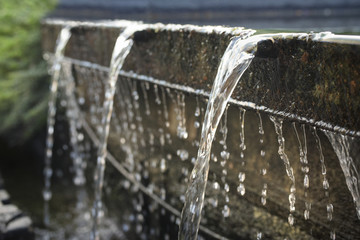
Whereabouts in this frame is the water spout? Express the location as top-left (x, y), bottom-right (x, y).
top-left (91, 25), bottom-right (145, 240)
top-left (43, 25), bottom-right (72, 226)
top-left (325, 131), bottom-right (360, 220)
top-left (178, 33), bottom-right (261, 240)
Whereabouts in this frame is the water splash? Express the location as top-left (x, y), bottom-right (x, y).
top-left (270, 117), bottom-right (296, 226)
top-left (43, 25), bottom-right (72, 225)
top-left (91, 25), bottom-right (144, 240)
top-left (178, 33), bottom-right (263, 240)
top-left (325, 131), bottom-right (360, 219)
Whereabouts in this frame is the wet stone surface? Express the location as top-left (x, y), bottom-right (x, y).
top-left (41, 22), bottom-right (360, 133)
top-left (41, 20), bottom-right (360, 239)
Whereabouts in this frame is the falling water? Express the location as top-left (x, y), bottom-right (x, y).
top-left (91, 25), bottom-right (143, 240)
top-left (237, 108), bottom-right (247, 196)
top-left (325, 131), bottom-right (360, 219)
top-left (293, 123), bottom-right (311, 220)
top-left (258, 112), bottom-right (268, 206)
top-left (219, 107), bottom-right (231, 217)
top-left (178, 33), bottom-right (271, 239)
top-left (270, 116), bottom-right (296, 226)
top-left (63, 61), bottom-right (87, 186)
top-left (43, 25), bottom-right (72, 225)
top-left (312, 128), bottom-right (335, 238)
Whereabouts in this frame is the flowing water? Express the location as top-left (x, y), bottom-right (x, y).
top-left (178, 33), bottom-right (271, 239)
top-left (270, 116), bottom-right (296, 226)
top-left (91, 25), bottom-right (144, 240)
top-left (43, 26), bottom-right (72, 225)
top-left (37, 22), bottom-right (360, 240)
top-left (325, 131), bottom-right (360, 220)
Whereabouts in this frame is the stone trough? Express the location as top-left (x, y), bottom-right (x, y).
top-left (41, 19), bottom-right (360, 239)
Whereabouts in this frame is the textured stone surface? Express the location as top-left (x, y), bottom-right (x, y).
top-left (42, 20), bottom-right (360, 239)
top-left (41, 21), bottom-right (360, 134)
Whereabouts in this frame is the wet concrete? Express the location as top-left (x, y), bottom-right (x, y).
top-left (41, 21), bottom-right (360, 134)
top-left (41, 20), bottom-right (360, 239)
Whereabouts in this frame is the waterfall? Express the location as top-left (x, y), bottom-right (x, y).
top-left (91, 25), bottom-right (144, 240)
top-left (41, 20), bottom-right (360, 239)
top-left (178, 33), bottom-right (260, 240)
top-left (43, 25), bottom-right (72, 226)
top-left (325, 131), bottom-right (360, 220)
top-left (178, 32), bottom-right (310, 239)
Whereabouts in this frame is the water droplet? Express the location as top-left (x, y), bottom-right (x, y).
top-left (195, 107), bottom-right (200, 117)
top-left (220, 160), bottom-right (226, 167)
top-left (42, 189), bottom-right (52, 201)
top-left (44, 167), bottom-right (53, 178)
top-left (322, 164), bottom-right (327, 175)
top-left (289, 192), bottom-right (296, 211)
top-left (237, 183), bottom-right (245, 196)
top-left (160, 158), bottom-right (167, 172)
top-left (213, 181), bottom-right (220, 190)
top-left (304, 174), bottom-right (309, 188)
top-left (327, 203), bottom-right (333, 221)
top-left (78, 97), bottom-right (85, 105)
top-left (323, 178), bottom-right (329, 190)
top-left (330, 230), bottom-right (336, 240)
top-left (288, 213), bottom-right (294, 226)
top-left (260, 150), bottom-right (265, 157)
top-left (160, 188), bottom-right (166, 200)
top-left (209, 198), bottom-right (218, 207)
top-left (177, 149), bottom-right (189, 161)
top-left (177, 126), bottom-right (188, 139)
top-left (238, 172), bottom-right (246, 182)
top-left (261, 188), bottom-right (267, 197)
top-left (220, 150), bottom-right (230, 160)
top-left (301, 166), bottom-right (309, 173)
top-left (190, 203), bottom-right (196, 214)
top-left (74, 175), bottom-right (86, 186)
top-left (224, 183), bottom-right (230, 192)
top-left (290, 184), bottom-right (296, 193)
top-left (222, 205), bottom-right (230, 218)
top-left (194, 121), bottom-right (200, 128)
top-left (304, 209), bottom-right (310, 220)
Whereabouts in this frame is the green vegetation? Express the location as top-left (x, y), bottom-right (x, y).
top-left (0, 0), bottom-right (56, 141)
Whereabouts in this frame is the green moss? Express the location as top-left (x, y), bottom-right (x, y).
top-left (0, 0), bottom-right (56, 142)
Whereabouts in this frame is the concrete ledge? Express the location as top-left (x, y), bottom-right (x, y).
top-left (41, 20), bottom-right (360, 135)
top-left (41, 19), bottom-right (360, 239)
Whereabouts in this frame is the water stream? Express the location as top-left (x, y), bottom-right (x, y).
top-left (43, 26), bottom-right (72, 226)
top-left (325, 131), bottom-right (360, 220)
top-left (40, 22), bottom-right (360, 239)
top-left (270, 117), bottom-right (296, 226)
top-left (91, 25), bottom-right (144, 240)
top-left (178, 33), bottom-right (272, 239)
